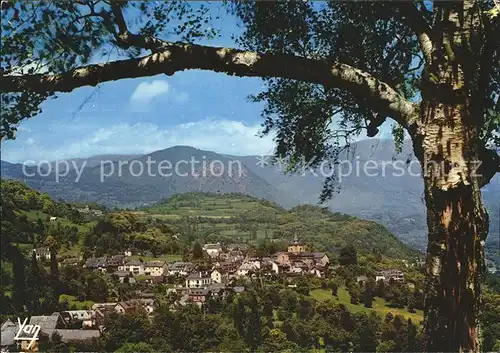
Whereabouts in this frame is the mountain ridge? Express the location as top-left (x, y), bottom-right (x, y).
top-left (2, 139), bottom-right (498, 262)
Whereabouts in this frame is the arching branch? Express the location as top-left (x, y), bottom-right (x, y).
top-left (2, 41), bottom-right (418, 130)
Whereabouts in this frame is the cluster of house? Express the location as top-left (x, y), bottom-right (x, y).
top-left (76, 205), bottom-right (103, 216)
top-left (75, 238), bottom-right (329, 285)
top-left (42, 206), bottom-right (103, 227)
top-left (375, 269), bottom-right (405, 283)
top-left (161, 238), bottom-right (329, 306)
top-left (34, 247), bottom-right (52, 261)
top-left (79, 256), bottom-right (172, 285)
top-left (0, 294), bottom-right (160, 352)
top-left (57, 238), bottom-right (327, 308)
top-left (204, 237), bottom-right (330, 279)
top-left (356, 269), bottom-right (406, 286)
top-left (1, 312), bottom-right (99, 352)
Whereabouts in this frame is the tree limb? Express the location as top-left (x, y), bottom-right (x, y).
top-left (109, 0), bottom-right (127, 34)
top-left (1, 42), bottom-right (418, 129)
top-left (397, 2), bottom-right (434, 64)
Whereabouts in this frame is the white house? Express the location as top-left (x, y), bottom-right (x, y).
top-left (140, 299), bottom-right (155, 314)
top-left (289, 263), bottom-right (305, 274)
top-left (34, 247), bottom-right (51, 261)
top-left (237, 262), bottom-right (259, 277)
top-left (379, 269), bottom-right (405, 283)
top-left (245, 258), bottom-right (261, 269)
top-left (203, 243), bottom-right (222, 257)
top-left (211, 269), bottom-right (223, 284)
top-left (49, 216), bottom-right (57, 222)
top-left (91, 302), bottom-right (117, 311)
top-left (85, 257), bottom-right (108, 272)
top-left (210, 269), bottom-right (230, 284)
top-left (309, 267), bottom-right (324, 278)
top-left (168, 262), bottom-right (193, 276)
top-left (270, 261), bottom-right (280, 274)
top-left (119, 260), bottom-right (145, 276)
top-left (186, 272), bottom-right (212, 288)
top-left (115, 299), bottom-right (155, 314)
top-left (144, 260), bottom-right (167, 276)
top-left (63, 310), bottom-right (93, 328)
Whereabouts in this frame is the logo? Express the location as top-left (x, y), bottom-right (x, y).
top-left (14, 318), bottom-right (41, 350)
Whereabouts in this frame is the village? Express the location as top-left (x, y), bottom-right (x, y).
top-left (1, 236), bottom-right (408, 351)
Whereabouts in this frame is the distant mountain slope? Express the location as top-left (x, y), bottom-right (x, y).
top-left (49, 154), bottom-right (139, 172)
top-left (2, 139), bottom-right (498, 261)
top-left (1, 146), bottom-right (298, 208)
top-left (235, 139), bottom-right (499, 254)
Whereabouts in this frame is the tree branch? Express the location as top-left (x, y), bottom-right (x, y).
top-left (109, 0), bottom-right (127, 34)
top-left (1, 42), bottom-right (418, 129)
top-left (398, 2), bottom-right (434, 64)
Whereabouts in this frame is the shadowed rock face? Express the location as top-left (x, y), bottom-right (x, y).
top-left (2, 139), bottom-right (498, 261)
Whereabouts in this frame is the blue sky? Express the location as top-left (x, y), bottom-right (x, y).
top-left (2, 5), bottom-right (394, 163)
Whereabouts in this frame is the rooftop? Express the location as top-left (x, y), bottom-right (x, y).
top-left (170, 262), bottom-right (193, 269)
top-left (145, 260), bottom-right (166, 267)
top-left (42, 329), bottom-right (100, 343)
top-left (113, 271), bottom-right (130, 277)
top-left (187, 272), bottom-right (210, 280)
top-left (29, 314), bottom-right (64, 330)
top-left (204, 243), bottom-right (222, 250)
top-left (189, 288), bottom-right (209, 296)
top-left (125, 260), bottom-right (142, 266)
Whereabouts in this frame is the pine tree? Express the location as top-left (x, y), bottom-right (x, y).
top-left (44, 236), bottom-right (60, 309)
top-left (27, 250), bottom-right (41, 313)
top-left (363, 288), bottom-right (374, 308)
top-left (364, 279), bottom-right (375, 308)
top-left (245, 294), bottom-right (262, 350)
top-left (406, 318), bottom-right (418, 352)
top-left (11, 247), bottom-right (26, 313)
top-left (233, 297), bottom-right (246, 338)
top-left (192, 241), bottom-right (203, 260)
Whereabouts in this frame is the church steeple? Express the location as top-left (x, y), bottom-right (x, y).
top-left (288, 233), bottom-right (306, 253)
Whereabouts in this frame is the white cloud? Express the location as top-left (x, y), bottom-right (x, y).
top-left (25, 137), bottom-right (35, 145)
top-left (129, 80), bottom-right (189, 112)
top-left (130, 80), bottom-right (170, 104)
top-left (2, 119), bottom-right (275, 162)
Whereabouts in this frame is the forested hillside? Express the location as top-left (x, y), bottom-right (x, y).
top-left (1, 180), bottom-right (416, 263)
top-left (143, 192), bottom-right (419, 260)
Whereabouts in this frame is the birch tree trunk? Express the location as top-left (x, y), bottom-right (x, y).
top-left (413, 100), bottom-right (489, 352)
top-left (412, 3), bottom-right (493, 350)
